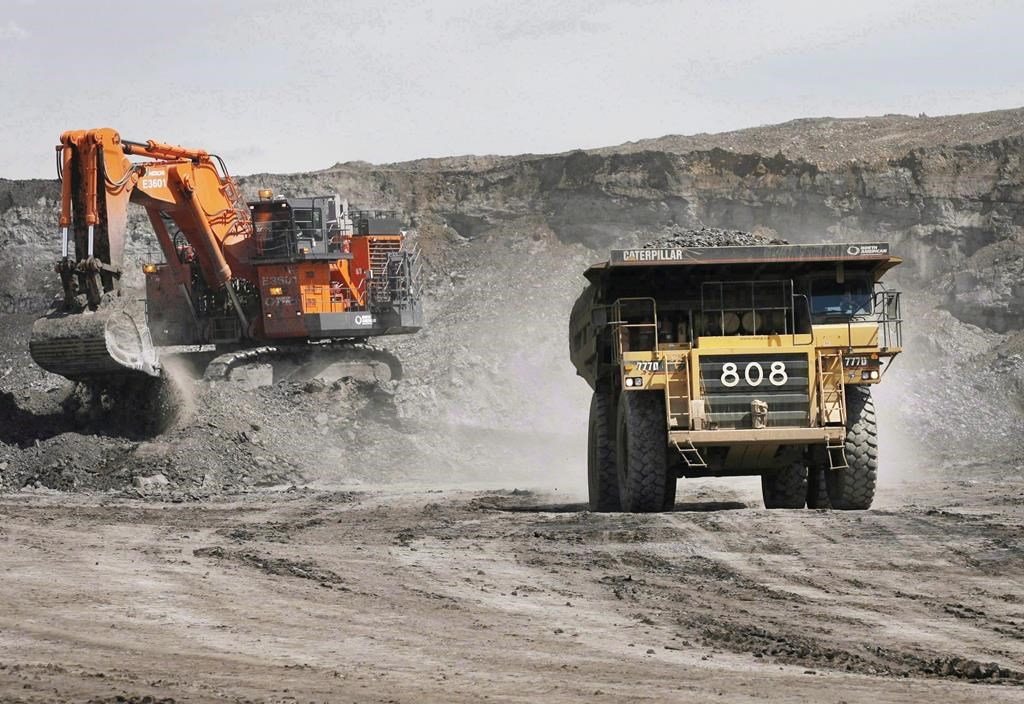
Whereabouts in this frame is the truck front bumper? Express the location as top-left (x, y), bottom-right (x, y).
top-left (668, 426), bottom-right (845, 447)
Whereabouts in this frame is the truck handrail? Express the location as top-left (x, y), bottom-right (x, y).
top-left (611, 297), bottom-right (660, 355)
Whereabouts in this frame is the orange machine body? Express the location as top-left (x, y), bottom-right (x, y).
top-left (54, 128), bottom-right (421, 350)
top-left (36, 128), bottom-right (422, 382)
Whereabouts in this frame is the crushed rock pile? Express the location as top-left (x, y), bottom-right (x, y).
top-left (642, 226), bottom-right (787, 248)
top-left (0, 370), bottom-right (409, 497)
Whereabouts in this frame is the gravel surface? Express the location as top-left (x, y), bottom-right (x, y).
top-left (2, 478), bottom-right (1023, 702)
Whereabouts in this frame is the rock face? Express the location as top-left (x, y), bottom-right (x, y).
top-left (4, 110), bottom-right (1023, 329)
top-left (249, 112), bottom-right (1024, 332)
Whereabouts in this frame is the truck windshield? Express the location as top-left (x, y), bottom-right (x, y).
top-left (811, 277), bottom-right (872, 317)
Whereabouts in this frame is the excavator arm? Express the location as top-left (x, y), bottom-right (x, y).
top-left (31, 127), bottom-right (255, 380)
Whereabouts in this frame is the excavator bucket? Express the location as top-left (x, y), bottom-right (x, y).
top-left (30, 295), bottom-right (160, 380)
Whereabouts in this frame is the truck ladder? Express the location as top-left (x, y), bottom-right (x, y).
top-left (817, 350), bottom-right (846, 426)
top-left (827, 435), bottom-right (848, 470)
top-left (817, 350), bottom-right (848, 469)
top-left (672, 438), bottom-right (707, 469)
top-left (662, 357), bottom-right (691, 430)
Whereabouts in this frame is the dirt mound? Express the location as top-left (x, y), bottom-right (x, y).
top-left (0, 342), bottom-right (411, 495)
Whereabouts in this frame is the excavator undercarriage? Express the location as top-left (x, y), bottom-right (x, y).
top-left (29, 128), bottom-right (422, 387)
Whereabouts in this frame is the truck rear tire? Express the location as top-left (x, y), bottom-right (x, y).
top-left (827, 385), bottom-right (878, 510)
top-left (761, 462), bottom-right (808, 509)
top-left (616, 391), bottom-right (671, 513)
top-left (588, 387), bottom-right (620, 511)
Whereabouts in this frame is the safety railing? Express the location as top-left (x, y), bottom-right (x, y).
top-left (253, 222), bottom-right (299, 258)
top-left (820, 286), bottom-right (902, 353)
top-left (611, 297), bottom-right (660, 355)
top-left (869, 288), bottom-right (902, 351)
top-left (380, 244), bottom-right (422, 310)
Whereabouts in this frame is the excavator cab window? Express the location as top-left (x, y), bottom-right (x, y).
top-left (292, 208), bottom-right (322, 240)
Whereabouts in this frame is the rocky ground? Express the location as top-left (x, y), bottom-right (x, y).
top-left (1, 108), bottom-right (1023, 701)
top-left (2, 477), bottom-right (1023, 703)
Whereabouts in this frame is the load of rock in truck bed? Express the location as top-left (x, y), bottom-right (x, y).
top-left (642, 226), bottom-right (787, 249)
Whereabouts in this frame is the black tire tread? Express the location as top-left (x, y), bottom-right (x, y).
top-left (617, 392), bottom-right (670, 513)
top-left (762, 462), bottom-right (808, 509)
top-left (588, 388), bottom-right (620, 511)
top-left (806, 467), bottom-right (831, 509)
top-left (827, 385), bottom-right (878, 510)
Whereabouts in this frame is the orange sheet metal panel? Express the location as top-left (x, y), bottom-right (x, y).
top-left (258, 264), bottom-right (306, 338)
top-left (349, 237), bottom-right (371, 295)
top-left (298, 262), bottom-right (331, 313)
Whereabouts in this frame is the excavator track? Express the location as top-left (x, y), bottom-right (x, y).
top-left (201, 342), bottom-right (402, 385)
top-left (30, 295), bottom-right (160, 380)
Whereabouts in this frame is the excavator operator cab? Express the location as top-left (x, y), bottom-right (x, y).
top-left (250, 194), bottom-right (350, 258)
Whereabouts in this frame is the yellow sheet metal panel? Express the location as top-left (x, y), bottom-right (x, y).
top-left (813, 323), bottom-right (880, 348)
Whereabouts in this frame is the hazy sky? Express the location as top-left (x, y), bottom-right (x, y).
top-left (1, 0), bottom-right (1021, 178)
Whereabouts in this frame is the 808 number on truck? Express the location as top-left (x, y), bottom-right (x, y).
top-left (720, 361), bottom-right (788, 388)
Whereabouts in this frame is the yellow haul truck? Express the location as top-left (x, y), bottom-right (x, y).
top-left (569, 243), bottom-right (903, 512)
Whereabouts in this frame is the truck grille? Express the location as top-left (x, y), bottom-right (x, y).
top-left (699, 353), bottom-right (810, 429)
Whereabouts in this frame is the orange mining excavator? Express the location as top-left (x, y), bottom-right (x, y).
top-left (30, 128), bottom-right (422, 383)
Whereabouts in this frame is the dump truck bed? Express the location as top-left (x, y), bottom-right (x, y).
top-left (584, 242), bottom-right (900, 281)
top-left (570, 242), bottom-right (900, 389)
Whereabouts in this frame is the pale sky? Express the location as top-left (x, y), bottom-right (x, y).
top-left (1, 0), bottom-right (1021, 179)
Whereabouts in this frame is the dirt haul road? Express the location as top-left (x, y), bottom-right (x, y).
top-left (1, 473), bottom-right (1023, 704)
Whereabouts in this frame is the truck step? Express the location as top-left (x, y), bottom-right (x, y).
top-left (672, 439), bottom-right (707, 468)
top-left (827, 437), bottom-right (848, 470)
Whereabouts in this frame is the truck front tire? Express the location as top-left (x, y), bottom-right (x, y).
top-left (616, 391), bottom-right (673, 513)
top-left (827, 385), bottom-right (878, 510)
top-left (588, 387), bottom-right (620, 512)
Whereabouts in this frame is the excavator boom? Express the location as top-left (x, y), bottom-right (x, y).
top-left (31, 128), bottom-right (254, 380)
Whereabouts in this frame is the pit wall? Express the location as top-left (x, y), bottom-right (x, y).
top-left (4, 134), bottom-right (1023, 331)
